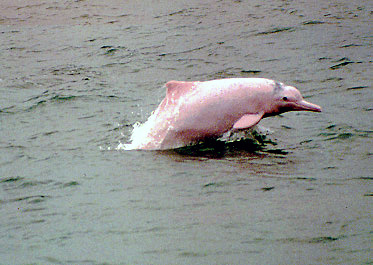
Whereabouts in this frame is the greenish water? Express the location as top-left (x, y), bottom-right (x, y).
top-left (0, 0), bottom-right (371, 264)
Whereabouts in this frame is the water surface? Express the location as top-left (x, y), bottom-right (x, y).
top-left (0, 0), bottom-right (371, 264)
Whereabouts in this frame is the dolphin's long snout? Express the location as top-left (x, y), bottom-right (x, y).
top-left (296, 100), bottom-right (322, 112)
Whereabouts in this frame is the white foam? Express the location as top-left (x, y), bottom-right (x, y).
top-left (122, 91), bottom-right (190, 150)
top-left (120, 118), bottom-right (156, 150)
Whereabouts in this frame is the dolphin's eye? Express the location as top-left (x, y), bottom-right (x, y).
top-left (283, 96), bottom-right (288, 101)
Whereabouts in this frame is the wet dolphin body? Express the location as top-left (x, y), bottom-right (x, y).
top-left (129, 78), bottom-right (322, 150)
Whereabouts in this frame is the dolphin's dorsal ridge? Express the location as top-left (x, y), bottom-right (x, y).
top-left (166, 81), bottom-right (197, 100)
top-left (233, 113), bottom-right (264, 129)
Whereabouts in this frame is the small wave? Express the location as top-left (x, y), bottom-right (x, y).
top-left (256, 26), bottom-right (295, 35)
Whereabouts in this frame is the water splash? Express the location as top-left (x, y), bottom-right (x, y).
top-left (120, 91), bottom-right (189, 150)
top-left (117, 120), bottom-right (152, 150)
top-left (118, 108), bottom-right (172, 150)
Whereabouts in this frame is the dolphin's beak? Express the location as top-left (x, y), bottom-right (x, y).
top-left (295, 100), bottom-right (322, 112)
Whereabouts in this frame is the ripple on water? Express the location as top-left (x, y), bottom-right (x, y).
top-left (0, 0), bottom-right (371, 264)
top-left (320, 124), bottom-right (372, 141)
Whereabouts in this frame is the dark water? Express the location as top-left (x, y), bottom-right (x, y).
top-left (1, 0), bottom-right (372, 264)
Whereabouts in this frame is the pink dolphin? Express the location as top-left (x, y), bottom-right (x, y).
top-left (127, 78), bottom-right (322, 150)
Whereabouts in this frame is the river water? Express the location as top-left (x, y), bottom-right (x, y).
top-left (0, 0), bottom-right (372, 264)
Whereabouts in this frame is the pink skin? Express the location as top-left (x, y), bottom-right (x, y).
top-left (134, 78), bottom-right (322, 150)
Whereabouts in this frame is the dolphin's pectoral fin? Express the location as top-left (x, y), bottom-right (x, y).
top-left (233, 113), bottom-right (264, 129)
